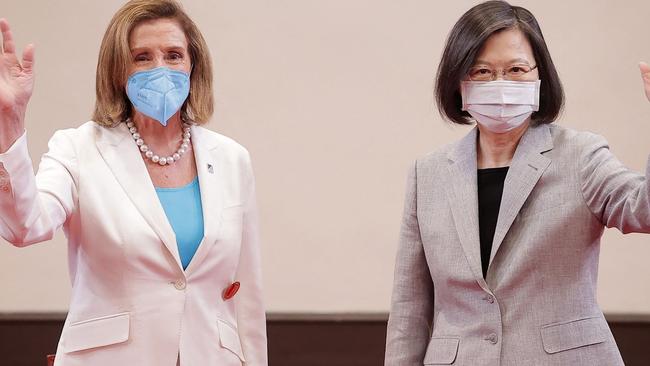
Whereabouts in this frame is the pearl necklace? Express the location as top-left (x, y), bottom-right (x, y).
top-left (127, 120), bottom-right (192, 166)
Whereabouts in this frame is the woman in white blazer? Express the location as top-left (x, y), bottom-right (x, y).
top-left (0, 1), bottom-right (266, 365)
top-left (385, 1), bottom-right (650, 365)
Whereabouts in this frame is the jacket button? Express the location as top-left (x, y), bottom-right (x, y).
top-left (173, 279), bottom-right (186, 290)
top-left (484, 295), bottom-right (495, 304)
top-left (485, 333), bottom-right (498, 344)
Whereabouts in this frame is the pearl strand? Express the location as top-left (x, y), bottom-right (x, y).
top-left (127, 120), bottom-right (192, 166)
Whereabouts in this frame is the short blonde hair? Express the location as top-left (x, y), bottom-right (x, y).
top-left (92, 0), bottom-right (213, 127)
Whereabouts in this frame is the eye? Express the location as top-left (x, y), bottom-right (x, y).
top-left (508, 65), bottom-right (530, 74)
top-left (470, 67), bottom-right (491, 76)
top-left (469, 66), bottom-right (494, 81)
top-left (134, 53), bottom-right (150, 62)
top-left (166, 51), bottom-right (184, 62)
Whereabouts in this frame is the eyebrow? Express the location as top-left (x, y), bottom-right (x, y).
top-left (130, 45), bottom-right (186, 53)
top-left (473, 58), bottom-right (533, 66)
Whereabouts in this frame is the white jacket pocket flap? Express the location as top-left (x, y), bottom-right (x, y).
top-left (217, 319), bottom-right (245, 362)
top-left (63, 312), bottom-right (130, 353)
top-left (423, 337), bottom-right (460, 365)
top-left (541, 316), bottom-right (608, 354)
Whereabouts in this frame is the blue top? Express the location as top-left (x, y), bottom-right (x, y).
top-left (155, 177), bottom-right (205, 270)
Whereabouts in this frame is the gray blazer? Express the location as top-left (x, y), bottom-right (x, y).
top-left (385, 123), bottom-right (647, 365)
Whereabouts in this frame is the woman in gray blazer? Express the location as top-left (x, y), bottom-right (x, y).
top-left (385, 1), bottom-right (650, 365)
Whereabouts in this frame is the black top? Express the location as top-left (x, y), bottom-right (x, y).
top-left (477, 167), bottom-right (509, 278)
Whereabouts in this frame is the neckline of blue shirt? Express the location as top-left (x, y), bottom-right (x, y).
top-left (154, 176), bottom-right (199, 192)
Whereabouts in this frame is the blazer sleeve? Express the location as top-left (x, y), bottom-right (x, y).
top-left (385, 161), bottom-right (434, 366)
top-left (580, 133), bottom-right (650, 233)
top-left (234, 151), bottom-right (268, 366)
top-left (0, 130), bottom-right (77, 247)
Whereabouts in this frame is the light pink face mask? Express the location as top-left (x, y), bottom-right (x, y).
top-left (461, 80), bottom-right (541, 133)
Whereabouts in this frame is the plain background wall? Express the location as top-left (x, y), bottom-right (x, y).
top-left (1, 0), bottom-right (649, 314)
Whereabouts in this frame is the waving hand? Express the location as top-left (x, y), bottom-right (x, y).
top-left (0, 18), bottom-right (34, 151)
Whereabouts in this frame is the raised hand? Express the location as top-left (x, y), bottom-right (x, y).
top-left (640, 62), bottom-right (650, 102)
top-left (0, 18), bottom-right (34, 151)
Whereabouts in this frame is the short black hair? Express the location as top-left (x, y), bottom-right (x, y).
top-left (435, 0), bottom-right (564, 125)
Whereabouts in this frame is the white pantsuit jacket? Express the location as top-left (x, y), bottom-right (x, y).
top-left (0, 121), bottom-right (267, 366)
top-left (384, 123), bottom-right (648, 365)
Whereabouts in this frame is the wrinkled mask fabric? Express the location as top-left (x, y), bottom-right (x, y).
top-left (461, 80), bottom-right (541, 133)
top-left (126, 67), bottom-right (190, 126)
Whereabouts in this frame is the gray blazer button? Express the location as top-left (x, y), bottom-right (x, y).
top-left (173, 279), bottom-right (186, 290)
top-left (484, 295), bottom-right (495, 303)
top-left (485, 333), bottom-right (498, 344)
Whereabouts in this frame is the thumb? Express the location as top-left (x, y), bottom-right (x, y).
top-left (21, 43), bottom-right (35, 73)
top-left (639, 61), bottom-right (650, 80)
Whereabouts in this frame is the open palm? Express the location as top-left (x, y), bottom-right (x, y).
top-left (0, 18), bottom-right (34, 115)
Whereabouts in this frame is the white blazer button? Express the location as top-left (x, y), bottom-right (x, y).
top-left (173, 279), bottom-right (186, 290)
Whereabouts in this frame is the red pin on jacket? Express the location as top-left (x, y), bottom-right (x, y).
top-left (223, 282), bottom-right (240, 300)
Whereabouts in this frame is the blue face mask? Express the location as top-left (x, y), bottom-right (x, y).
top-left (126, 66), bottom-right (190, 126)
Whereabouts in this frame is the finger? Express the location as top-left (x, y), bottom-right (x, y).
top-left (21, 43), bottom-right (35, 72)
top-left (0, 18), bottom-right (16, 54)
top-left (640, 62), bottom-right (650, 101)
top-left (639, 61), bottom-right (650, 80)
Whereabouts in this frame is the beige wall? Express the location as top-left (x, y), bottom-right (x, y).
top-left (1, 0), bottom-right (649, 314)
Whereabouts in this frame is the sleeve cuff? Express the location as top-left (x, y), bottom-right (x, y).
top-left (0, 131), bottom-right (29, 172)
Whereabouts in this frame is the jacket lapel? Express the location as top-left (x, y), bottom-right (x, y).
top-left (488, 124), bottom-right (553, 265)
top-left (444, 128), bottom-right (490, 291)
top-left (184, 126), bottom-right (224, 275)
top-left (95, 123), bottom-right (182, 269)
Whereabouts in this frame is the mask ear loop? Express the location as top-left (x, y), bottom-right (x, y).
top-left (181, 63), bottom-right (193, 123)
